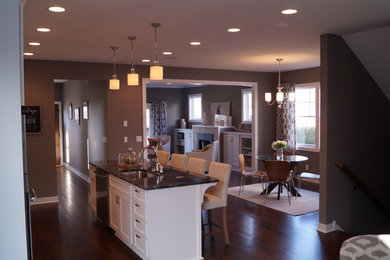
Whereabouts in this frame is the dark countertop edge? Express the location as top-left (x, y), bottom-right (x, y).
top-left (89, 161), bottom-right (218, 191)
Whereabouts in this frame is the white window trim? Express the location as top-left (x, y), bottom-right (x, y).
top-left (241, 88), bottom-right (252, 124)
top-left (188, 93), bottom-right (202, 122)
top-left (295, 82), bottom-right (320, 152)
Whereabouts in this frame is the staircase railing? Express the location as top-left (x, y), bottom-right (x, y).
top-left (334, 160), bottom-right (389, 218)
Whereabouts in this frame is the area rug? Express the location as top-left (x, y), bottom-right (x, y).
top-left (228, 183), bottom-right (319, 216)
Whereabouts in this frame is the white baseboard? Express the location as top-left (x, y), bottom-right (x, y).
top-left (31, 196), bottom-right (59, 205)
top-left (63, 163), bottom-right (90, 183)
top-left (317, 220), bottom-right (343, 233)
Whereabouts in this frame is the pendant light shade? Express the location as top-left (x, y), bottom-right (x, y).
top-left (150, 23), bottom-right (163, 80)
top-left (127, 36), bottom-right (139, 86)
top-left (150, 65), bottom-right (163, 80)
top-left (109, 46), bottom-right (120, 90)
top-left (109, 78), bottom-right (120, 90)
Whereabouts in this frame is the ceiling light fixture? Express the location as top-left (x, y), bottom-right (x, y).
top-left (48, 6), bottom-right (65, 13)
top-left (228, 28), bottom-right (240, 32)
top-left (142, 59), bottom-right (150, 62)
top-left (24, 52), bottom-right (34, 56)
top-left (265, 58), bottom-right (294, 107)
top-left (190, 41), bottom-right (201, 46)
top-left (162, 51), bottom-right (173, 55)
top-left (281, 9), bottom-right (298, 15)
top-left (36, 28), bottom-right (50, 32)
top-left (109, 46), bottom-right (120, 90)
top-left (150, 23), bottom-right (163, 80)
top-left (127, 36), bottom-right (139, 86)
top-left (29, 42), bottom-right (41, 46)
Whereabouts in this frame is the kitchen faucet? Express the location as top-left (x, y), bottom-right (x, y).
top-left (141, 146), bottom-right (164, 174)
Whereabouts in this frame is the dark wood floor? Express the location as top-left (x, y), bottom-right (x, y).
top-left (31, 167), bottom-right (351, 260)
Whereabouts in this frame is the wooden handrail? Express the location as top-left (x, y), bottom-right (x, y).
top-left (334, 160), bottom-right (389, 218)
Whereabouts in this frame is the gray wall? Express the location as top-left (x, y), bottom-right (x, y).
top-left (320, 34), bottom-right (390, 234)
top-left (185, 85), bottom-right (249, 128)
top-left (24, 60), bottom-right (276, 197)
top-left (0, 1), bottom-right (28, 258)
top-left (54, 83), bottom-right (63, 101)
top-left (62, 80), bottom-right (107, 178)
top-left (282, 67), bottom-right (321, 174)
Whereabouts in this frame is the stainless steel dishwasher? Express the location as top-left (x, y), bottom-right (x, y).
top-left (95, 169), bottom-right (109, 225)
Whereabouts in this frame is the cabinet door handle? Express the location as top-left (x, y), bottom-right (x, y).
top-left (135, 219), bottom-right (140, 223)
top-left (116, 195), bottom-right (120, 205)
top-left (136, 234), bottom-right (141, 239)
top-left (135, 189), bottom-right (140, 193)
top-left (135, 203), bottom-right (140, 207)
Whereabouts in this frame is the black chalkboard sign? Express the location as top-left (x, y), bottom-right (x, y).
top-left (22, 106), bottom-right (41, 134)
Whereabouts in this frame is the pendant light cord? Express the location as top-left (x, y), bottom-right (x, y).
top-left (152, 23), bottom-right (160, 65)
top-left (276, 58), bottom-right (283, 90)
top-left (111, 46), bottom-right (119, 78)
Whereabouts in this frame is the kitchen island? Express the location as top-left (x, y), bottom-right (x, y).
top-left (90, 161), bottom-right (218, 260)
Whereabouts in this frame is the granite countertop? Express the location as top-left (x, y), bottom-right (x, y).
top-left (90, 160), bottom-right (218, 191)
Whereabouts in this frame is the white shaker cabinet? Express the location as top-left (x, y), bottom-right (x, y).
top-left (223, 133), bottom-right (240, 170)
top-left (109, 175), bottom-right (132, 246)
top-left (109, 174), bottom-right (215, 260)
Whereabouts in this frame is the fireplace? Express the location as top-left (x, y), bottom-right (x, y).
top-left (197, 133), bottom-right (213, 149)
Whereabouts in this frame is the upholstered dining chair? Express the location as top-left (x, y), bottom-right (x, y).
top-left (157, 150), bottom-right (170, 168)
top-left (186, 157), bottom-right (207, 175)
top-left (238, 154), bottom-right (268, 196)
top-left (263, 160), bottom-right (294, 205)
top-left (170, 153), bottom-right (187, 172)
top-left (202, 162), bottom-right (232, 245)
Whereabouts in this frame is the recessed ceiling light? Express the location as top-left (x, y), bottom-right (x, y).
top-left (48, 6), bottom-right (65, 13)
top-left (162, 51), bottom-right (173, 55)
top-left (142, 59), bottom-right (150, 62)
top-left (36, 28), bottom-right (51, 32)
top-left (29, 42), bottom-right (41, 46)
top-left (24, 52), bottom-right (34, 56)
top-left (281, 9), bottom-right (298, 15)
top-left (228, 28), bottom-right (240, 32)
top-left (190, 42), bottom-right (201, 46)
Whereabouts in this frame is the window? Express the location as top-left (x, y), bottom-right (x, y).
top-left (188, 94), bottom-right (202, 121)
top-left (241, 88), bottom-right (252, 123)
top-left (295, 82), bottom-right (320, 151)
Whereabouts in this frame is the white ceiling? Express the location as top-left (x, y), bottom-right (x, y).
top-left (23, 0), bottom-right (390, 72)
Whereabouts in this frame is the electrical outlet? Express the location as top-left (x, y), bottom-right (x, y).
top-left (123, 120), bottom-right (128, 127)
top-left (124, 136), bottom-right (128, 143)
top-left (305, 164), bottom-right (309, 171)
top-left (136, 136), bottom-right (143, 142)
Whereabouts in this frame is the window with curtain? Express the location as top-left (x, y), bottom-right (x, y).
top-left (295, 82), bottom-right (320, 151)
top-left (188, 94), bottom-right (202, 121)
top-left (241, 88), bottom-right (252, 123)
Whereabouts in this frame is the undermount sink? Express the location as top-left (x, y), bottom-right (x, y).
top-left (120, 169), bottom-right (156, 179)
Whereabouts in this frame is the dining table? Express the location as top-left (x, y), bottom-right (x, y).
top-left (256, 154), bottom-right (308, 198)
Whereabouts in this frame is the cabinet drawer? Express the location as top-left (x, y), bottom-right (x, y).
top-left (109, 175), bottom-right (131, 197)
top-left (133, 187), bottom-right (146, 203)
top-left (133, 216), bottom-right (147, 238)
top-left (133, 200), bottom-right (147, 221)
top-left (134, 232), bottom-right (148, 258)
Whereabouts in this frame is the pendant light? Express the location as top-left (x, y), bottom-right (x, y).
top-left (109, 46), bottom-right (120, 90)
top-left (150, 23), bottom-right (163, 80)
top-left (127, 36), bottom-right (139, 86)
top-left (265, 58), bottom-right (294, 107)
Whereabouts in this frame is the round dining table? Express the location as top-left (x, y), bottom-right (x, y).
top-left (256, 155), bottom-right (309, 198)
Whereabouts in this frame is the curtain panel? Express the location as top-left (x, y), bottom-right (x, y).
top-left (276, 82), bottom-right (296, 153)
top-left (151, 100), bottom-right (168, 137)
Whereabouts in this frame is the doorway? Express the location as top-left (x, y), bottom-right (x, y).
top-left (54, 101), bottom-right (63, 166)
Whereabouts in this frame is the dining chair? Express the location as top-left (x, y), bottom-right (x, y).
top-left (202, 162), bottom-right (232, 245)
top-left (170, 153), bottom-right (187, 172)
top-left (263, 160), bottom-right (294, 205)
top-left (157, 150), bottom-right (170, 168)
top-left (238, 154), bottom-right (268, 196)
top-left (186, 157), bottom-right (207, 175)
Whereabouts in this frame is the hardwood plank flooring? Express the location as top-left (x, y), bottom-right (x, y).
top-left (31, 167), bottom-right (351, 260)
